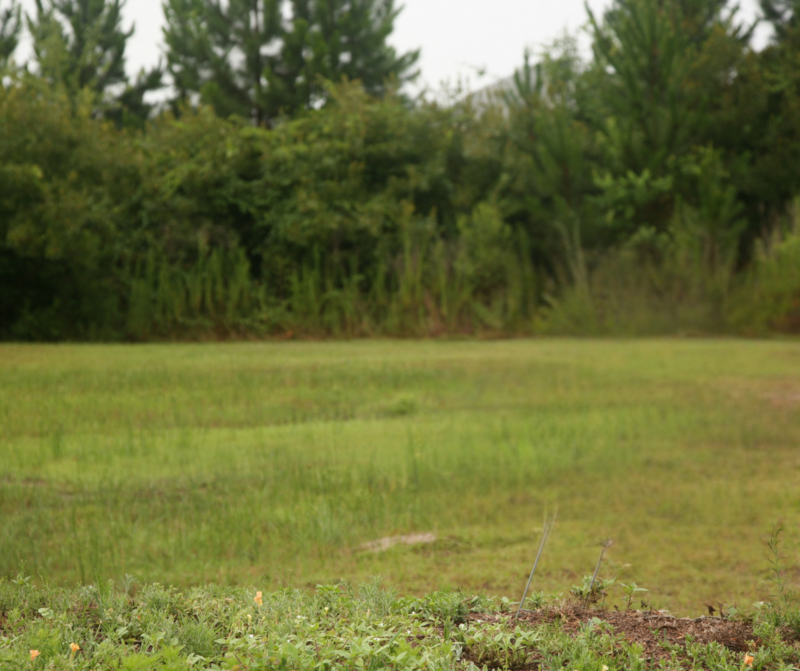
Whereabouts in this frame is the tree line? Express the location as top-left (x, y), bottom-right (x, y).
top-left (1, 0), bottom-right (800, 340)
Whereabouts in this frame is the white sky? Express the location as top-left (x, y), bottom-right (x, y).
top-left (16, 0), bottom-right (767, 95)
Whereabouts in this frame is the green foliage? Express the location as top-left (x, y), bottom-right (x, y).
top-left (163, 0), bottom-right (284, 123)
top-left (499, 35), bottom-right (597, 282)
top-left (760, 0), bottom-right (800, 41)
top-left (1, 574), bottom-right (799, 669)
top-left (672, 146), bottom-right (745, 275)
top-left (620, 583), bottom-right (648, 610)
top-left (0, 0), bottom-right (20, 68)
top-left (133, 105), bottom-right (260, 259)
top-left (540, 239), bottom-right (732, 336)
top-left (586, 0), bottom-right (747, 237)
top-left (272, 0), bottom-right (420, 112)
top-left (765, 524), bottom-right (795, 608)
top-left (0, 74), bottom-right (137, 339)
top-left (0, 578), bottom-right (494, 670)
top-left (253, 82), bottom-right (443, 265)
top-left (163, 0), bottom-right (418, 125)
top-left (727, 200), bottom-right (800, 333)
top-left (729, 5), bottom-right (800, 237)
top-left (117, 84), bottom-right (533, 337)
top-left (588, 0), bottom-right (699, 179)
top-left (26, 0), bottom-right (162, 121)
top-left (456, 203), bottom-right (514, 296)
top-left (570, 575), bottom-right (616, 606)
top-left (28, 0), bottom-right (128, 92)
top-left (541, 146), bottom-right (749, 335)
top-left (6, 0), bottom-right (800, 338)
top-left (124, 246), bottom-right (269, 340)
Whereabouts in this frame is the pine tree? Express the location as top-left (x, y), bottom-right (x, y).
top-left (27, 0), bottom-right (163, 122)
top-left (28, 0), bottom-right (131, 92)
top-left (113, 66), bottom-right (167, 127)
top-left (0, 0), bottom-right (21, 68)
top-left (270, 0), bottom-right (419, 110)
top-left (760, 0), bottom-right (800, 41)
top-left (163, 0), bottom-right (419, 125)
top-left (586, 0), bottom-right (748, 235)
top-left (587, 0), bottom-right (699, 174)
top-left (163, 0), bottom-right (284, 123)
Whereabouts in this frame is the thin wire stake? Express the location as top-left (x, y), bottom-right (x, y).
top-left (586, 539), bottom-right (613, 604)
top-left (515, 513), bottom-right (555, 619)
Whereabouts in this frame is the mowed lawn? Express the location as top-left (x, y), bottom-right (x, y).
top-left (1, 339), bottom-right (798, 615)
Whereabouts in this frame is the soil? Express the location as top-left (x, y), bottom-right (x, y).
top-left (462, 603), bottom-right (791, 669)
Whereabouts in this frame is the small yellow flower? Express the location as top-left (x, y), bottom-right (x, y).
top-left (254, 590), bottom-right (263, 606)
top-left (30, 650), bottom-right (40, 661)
top-left (744, 654), bottom-right (755, 667)
top-left (69, 643), bottom-right (80, 653)
top-left (602, 666), bottom-right (609, 671)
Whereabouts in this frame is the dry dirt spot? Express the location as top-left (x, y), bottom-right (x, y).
top-left (360, 533), bottom-right (437, 553)
top-left (462, 605), bottom-right (779, 669)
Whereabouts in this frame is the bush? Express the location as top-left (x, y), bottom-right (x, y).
top-left (728, 200), bottom-right (800, 334)
top-left (0, 77), bottom-right (137, 339)
top-left (541, 225), bottom-right (734, 336)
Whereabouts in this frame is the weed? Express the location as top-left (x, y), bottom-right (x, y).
top-left (6, 578), bottom-right (795, 670)
top-left (620, 583), bottom-right (649, 611)
top-left (766, 524), bottom-right (794, 609)
top-left (571, 575), bottom-right (616, 606)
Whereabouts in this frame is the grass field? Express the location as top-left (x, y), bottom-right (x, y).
top-left (1, 339), bottom-right (799, 616)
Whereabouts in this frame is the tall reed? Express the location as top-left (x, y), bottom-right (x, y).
top-left (282, 226), bottom-right (538, 337)
top-left (125, 247), bottom-right (270, 340)
top-left (125, 228), bottom-right (539, 339)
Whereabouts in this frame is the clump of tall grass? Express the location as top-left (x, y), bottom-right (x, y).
top-left (125, 245), bottom-right (270, 340)
top-left (285, 212), bottom-right (537, 337)
top-left (727, 199), bottom-right (800, 335)
top-left (540, 212), bottom-right (738, 336)
top-left (545, 195), bottom-right (800, 338)
top-left (125, 205), bottom-right (539, 339)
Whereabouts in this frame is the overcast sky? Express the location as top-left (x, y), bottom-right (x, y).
top-left (17, 0), bottom-right (766, 94)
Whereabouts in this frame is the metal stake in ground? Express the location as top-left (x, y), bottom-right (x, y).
top-left (515, 513), bottom-right (555, 619)
top-left (586, 539), bottom-right (613, 604)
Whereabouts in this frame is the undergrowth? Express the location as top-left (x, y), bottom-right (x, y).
top-left (1, 571), bottom-right (798, 670)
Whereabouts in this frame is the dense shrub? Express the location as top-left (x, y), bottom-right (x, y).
top-left (0, 78), bottom-right (137, 339)
top-left (4, 0), bottom-right (800, 339)
top-left (728, 202), bottom-right (800, 334)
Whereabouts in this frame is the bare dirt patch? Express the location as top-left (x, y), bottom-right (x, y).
top-left (464, 605), bottom-right (772, 668)
top-left (765, 388), bottom-right (800, 407)
top-left (360, 533), bottom-right (437, 553)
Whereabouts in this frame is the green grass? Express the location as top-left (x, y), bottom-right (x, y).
top-left (1, 340), bottom-right (799, 615)
top-left (3, 577), bottom-right (800, 670)
top-left (4, 577), bottom-right (799, 670)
